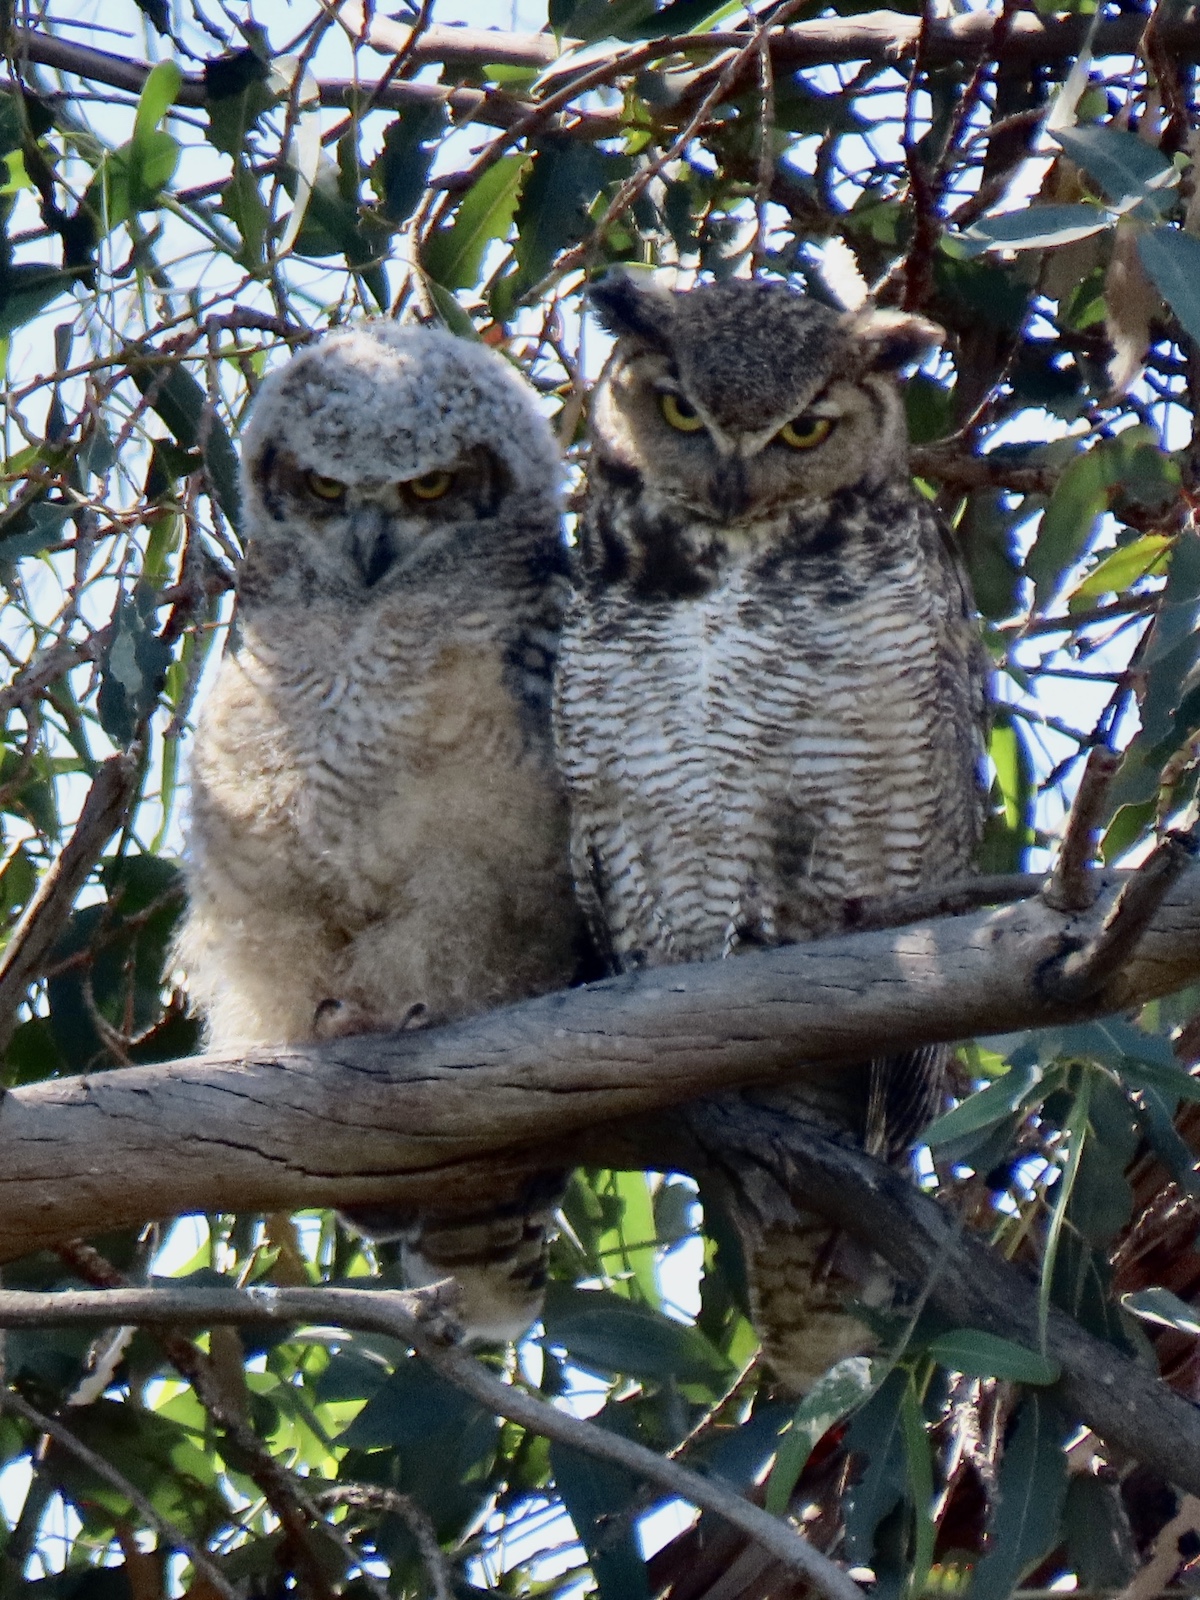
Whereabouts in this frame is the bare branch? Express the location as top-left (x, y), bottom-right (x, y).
top-left (0, 1283), bottom-right (864, 1600)
top-left (909, 448), bottom-right (1058, 494)
top-left (681, 1102), bottom-right (1200, 1502)
top-left (1043, 744), bottom-right (1123, 914)
top-left (0, 752), bottom-right (139, 1059)
top-left (1041, 830), bottom-right (1200, 1003)
top-left (5, 869), bottom-right (1200, 1257)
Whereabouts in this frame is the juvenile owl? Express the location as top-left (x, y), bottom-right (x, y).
top-left (554, 272), bottom-right (989, 1392)
top-left (178, 322), bottom-right (584, 1341)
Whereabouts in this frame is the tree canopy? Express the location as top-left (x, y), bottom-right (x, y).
top-left (6, 0), bottom-right (1200, 1595)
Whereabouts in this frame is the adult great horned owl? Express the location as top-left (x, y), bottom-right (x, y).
top-left (178, 322), bottom-right (583, 1340)
top-left (555, 272), bottom-right (989, 1392)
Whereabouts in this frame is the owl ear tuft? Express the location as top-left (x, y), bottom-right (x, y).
top-left (587, 269), bottom-right (676, 348)
top-left (844, 308), bottom-right (944, 371)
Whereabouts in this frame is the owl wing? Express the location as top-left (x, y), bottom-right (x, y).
top-left (862, 507), bottom-right (991, 1162)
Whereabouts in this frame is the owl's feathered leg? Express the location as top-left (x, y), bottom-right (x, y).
top-left (684, 1082), bottom-right (905, 1398)
top-left (316, 998), bottom-right (563, 1347)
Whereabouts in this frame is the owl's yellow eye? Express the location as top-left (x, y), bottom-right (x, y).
top-left (407, 470), bottom-right (454, 501)
top-left (306, 471), bottom-right (346, 501)
top-left (659, 392), bottom-right (704, 433)
top-left (777, 415), bottom-right (834, 450)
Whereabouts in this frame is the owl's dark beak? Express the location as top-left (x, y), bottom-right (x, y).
top-left (710, 459), bottom-right (749, 520)
top-left (349, 506), bottom-right (397, 588)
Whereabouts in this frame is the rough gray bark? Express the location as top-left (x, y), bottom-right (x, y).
top-left (2, 867), bottom-right (1199, 1260)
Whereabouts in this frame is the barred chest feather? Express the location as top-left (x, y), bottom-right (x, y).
top-left (193, 583), bottom-right (564, 924)
top-left (556, 492), bottom-right (982, 969)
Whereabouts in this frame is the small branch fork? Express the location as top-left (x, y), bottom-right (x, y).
top-left (1043, 744), bottom-right (1123, 915)
top-left (0, 752), bottom-right (139, 1062)
top-left (0, 1284), bottom-right (864, 1600)
top-left (1042, 824), bottom-right (1200, 1003)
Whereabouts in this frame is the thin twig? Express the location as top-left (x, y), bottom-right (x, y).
top-left (0, 1387), bottom-right (238, 1600)
top-left (1043, 746), bottom-right (1123, 914)
top-left (0, 1284), bottom-right (865, 1600)
top-left (314, 1484), bottom-right (452, 1600)
top-left (0, 752), bottom-right (139, 1059)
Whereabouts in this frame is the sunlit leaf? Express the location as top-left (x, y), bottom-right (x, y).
top-left (1052, 125), bottom-right (1178, 218)
top-left (955, 203), bottom-right (1111, 257)
top-left (1122, 1285), bottom-right (1200, 1335)
top-left (767, 1356), bottom-right (876, 1515)
top-left (423, 154), bottom-right (529, 292)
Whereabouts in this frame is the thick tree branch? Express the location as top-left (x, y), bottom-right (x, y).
top-left (2, 867), bottom-right (1200, 1257)
top-left (680, 1102), bottom-right (1200, 1500)
top-left (0, 1283), bottom-right (863, 1600)
top-left (13, 12), bottom-right (1200, 131)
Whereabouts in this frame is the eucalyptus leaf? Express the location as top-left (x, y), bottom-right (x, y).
top-left (766, 1356), bottom-right (876, 1515)
top-left (956, 203), bottom-right (1111, 256)
top-left (926, 1329), bottom-right (1061, 1384)
top-left (1138, 227), bottom-right (1200, 345)
top-left (423, 154), bottom-right (529, 292)
top-left (1052, 125), bottom-right (1178, 218)
top-left (1122, 1285), bottom-right (1200, 1335)
top-left (970, 1396), bottom-right (1071, 1600)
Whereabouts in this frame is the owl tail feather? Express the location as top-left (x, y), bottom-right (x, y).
top-left (342, 1174), bottom-right (565, 1347)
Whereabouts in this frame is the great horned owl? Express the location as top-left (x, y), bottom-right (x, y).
top-left (178, 322), bottom-right (584, 1341)
top-left (554, 272), bottom-right (989, 1392)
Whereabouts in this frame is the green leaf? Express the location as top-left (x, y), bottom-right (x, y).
top-left (132, 61), bottom-right (182, 151)
top-left (372, 106), bottom-right (446, 229)
top-left (0, 501), bottom-right (72, 564)
top-left (956, 203), bottom-right (1111, 257)
top-left (899, 1372), bottom-right (935, 1596)
top-left (97, 595), bottom-right (172, 748)
top-left (511, 138), bottom-right (620, 294)
top-left (766, 1356), bottom-right (876, 1516)
top-left (979, 711), bottom-right (1036, 874)
top-left (1052, 125), bottom-right (1178, 218)
top-left (131, 360), bottom-right (242, 531)
top-left (926, 1330), bottom-right (1061, 1384)
top-left (552, 1436), bottom-right (650, 1600)
top-left (1138, 227), bottom-right (1200, 345)
top-left (1131, 1084), bottom-right (1200, 1195)
top-left (423, 279), bottom-right (481, 340)
top-left (1063, 1475), bottom-right (1137, 1588)
top-left (1026, 444), bottom-right (1115, 604)
top-left (1070, 532), bottom-right (1173, 603)
top-left (1122, 1285), bottom-right (1200, 1335)
top-left (970, 1395), bottom-right (1071, 1600)
top-left (843, 1368), bottom-right (909, 1563)
top-left (205, 48), bottom-right (276, 160)
top-left (597, 1169), bottom-right (660, 1307)
top-left (0, 94), bottom-right (25, 159)
top-left (0, 262), bottom-right (73, 337)
top-left (923, 1061), bottom-right (1049, 1152)
top-left (542, 1283), bottom-right (732, 1390)
top-left (423, 154), bottom-right (529, 292)
top-left (220, 157), bottom-right (267, 270)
